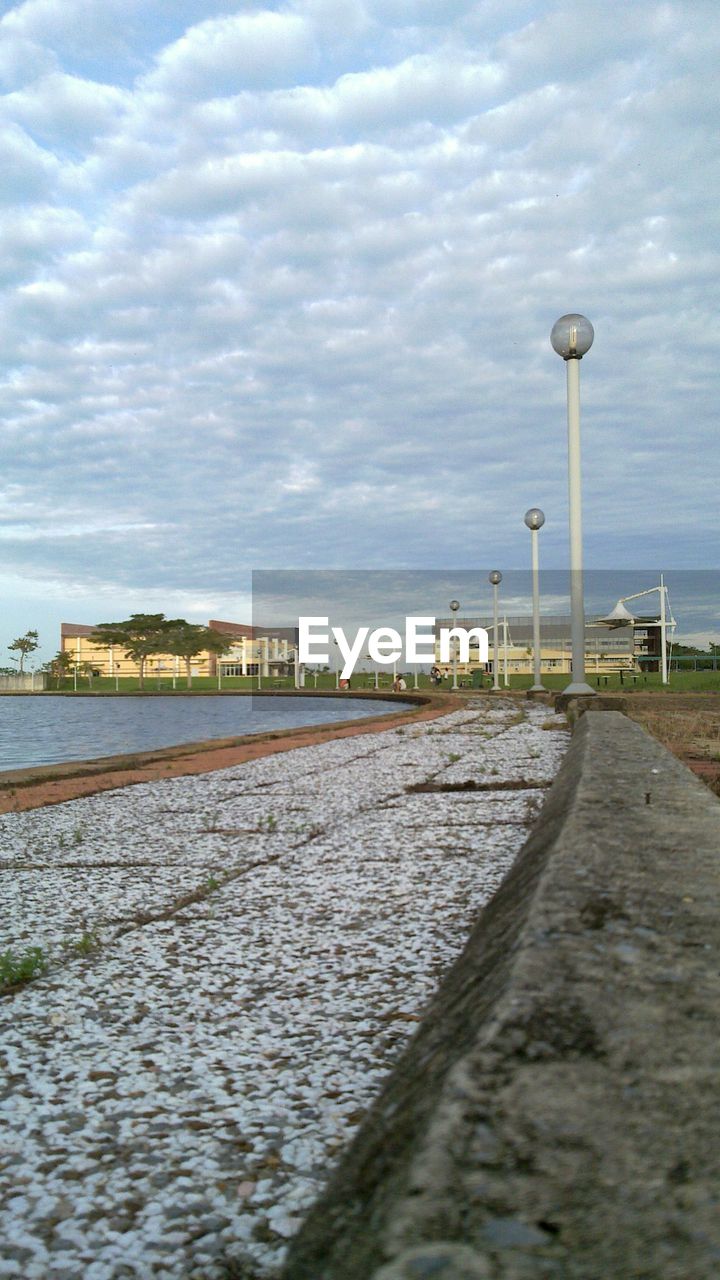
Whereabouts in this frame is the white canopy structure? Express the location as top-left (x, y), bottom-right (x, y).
top-left (591, 577), bottom-right (676, 684)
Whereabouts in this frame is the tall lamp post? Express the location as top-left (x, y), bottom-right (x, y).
top-left (524, 508), bottom-right (546, 693)
top-left (449, 599), bottom-right (460, 690)
top-left (551, 313), bottom-right (595, 695)
top-left (489, 571), bottom-right (501, 691)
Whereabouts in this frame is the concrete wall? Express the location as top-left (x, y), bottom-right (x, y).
top-left (0, 673), bottom-right (47, 692)
top-left (282, 711), bottom-right (720, 1280)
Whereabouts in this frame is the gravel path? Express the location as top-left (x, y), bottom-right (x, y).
top-left (0, 700), bottom-right (568, 1280)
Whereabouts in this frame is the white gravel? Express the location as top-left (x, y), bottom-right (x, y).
top-left (0, 700), bottom-right (568, 1279)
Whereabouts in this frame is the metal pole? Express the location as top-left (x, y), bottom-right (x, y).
top-left (660, 573), bottom-right (668, 685)
top-left (503, 616), bottom-right (509, 687)
top-left (492, 583), bottom-right (500, 691)
top-left (565, 357), bottom-right (593, 694)
top-left (530, 529), bottom-right (545, 692)
top-left (449, 600), bottom-right (460, 690)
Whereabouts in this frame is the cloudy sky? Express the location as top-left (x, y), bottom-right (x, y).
top-left (0, 0), bottom-right (717, 662)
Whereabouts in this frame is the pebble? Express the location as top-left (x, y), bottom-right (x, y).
top-left (0, 702), bottom-right (567, 1277)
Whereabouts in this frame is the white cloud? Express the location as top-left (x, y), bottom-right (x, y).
top-left (144, 9), bottom-right (317, 98)
top-left (0, 0), bottom-right (140, 70)
top-left (3, 72), bottom-right (129, 144)
top-left (0, 121), bottom-right (58, 202)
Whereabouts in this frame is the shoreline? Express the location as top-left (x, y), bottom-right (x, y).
top-left (0, 691), bottom-right (462, 814)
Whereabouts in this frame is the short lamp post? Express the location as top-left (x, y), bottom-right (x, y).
top-left (489, 571), bottom-right (502, 691)
top-left (449, 599), bottom-right (460, 690)
top-left (551, 313), bottom-right (596, 695)
top-left (524, 508), bottom-right (546, 693)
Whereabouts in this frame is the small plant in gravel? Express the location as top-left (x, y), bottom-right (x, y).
top-left (508, 709), bottom-right (528, 726)
top-left (73, 825), bottom-right (84, 845)
top-left (205, 875), bottom-right (220, 891)
top-left (65, 929), bottom-right (102, 957)
top-left (264, 814), bottom-right (278, 832)
top-left (448, 752), bottom-right (461, 763)
top-left (0, 945), bottom-right (48, 991)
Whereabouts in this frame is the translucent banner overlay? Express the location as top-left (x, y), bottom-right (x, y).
top-left (249, 570), bottom-right (712, 655)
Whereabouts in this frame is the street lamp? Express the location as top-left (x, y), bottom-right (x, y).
top-left (449, 599), bottom-right (460, 690)
top-left (551, 313), bottom-right (595, 695)
top-left (489, 571), bottom-right (502, 691)
top-left (256, 636), bottom-right (266, 691)
top-left (524, 508), bottom-right (546, 693)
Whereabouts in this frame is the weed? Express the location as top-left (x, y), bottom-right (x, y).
top-left (264, 814), bottom-right (277, 832)
top-left (448, 753), bottom-right (461, 763)
top-left (525, 793), bottom-right (544, 824)
top-left (71, 929), bottom-right (101, 956)
top-left (0, 945), bottom-right (48, 991)
top-left (507, 709), bottom-right (528, 727)
top-left (205, 875), bottom-right (220, 891)
top-left (73, 825), bottom-right (84, 846)
top-left (58, 833), bottom-right (66, 849)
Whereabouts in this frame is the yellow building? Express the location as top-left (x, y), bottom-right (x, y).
top-left (433, 613), bottom-right (636, 679)
top-left (60, 620), bottom-right (295, 681)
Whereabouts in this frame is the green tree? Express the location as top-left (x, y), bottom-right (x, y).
top-left (91, 614), bottom-right (175, 690)
top-left (162, 622), bottom-right (234, 688)
top-left (8, 629), bottom-right (39, 674)
top-left (43, 650), bottom-right (73, 688)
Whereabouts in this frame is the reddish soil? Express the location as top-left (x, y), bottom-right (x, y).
top-left (0, 694), bottom-right (462, 814)
top-left (623, 692), bottom-right (720, 796)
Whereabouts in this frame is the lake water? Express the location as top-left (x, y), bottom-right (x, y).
top-left (0, 695), bottom-right (400, 772)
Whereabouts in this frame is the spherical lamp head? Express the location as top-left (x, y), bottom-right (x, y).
top-left (449, 598), bottom-right (460, 613)
top-left (488, 571), bottom-right (502, 586)
top-left (550, 313), bottom-right (594, 360)
top-left (524, 507), bottom-right (545, 531)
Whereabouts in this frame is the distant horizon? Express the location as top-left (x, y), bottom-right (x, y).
top-left (6, 567), bottom-right (716, 667)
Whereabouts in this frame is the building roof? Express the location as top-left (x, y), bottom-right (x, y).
top-left (435, 615), bottom-right (633, 650)
top-left (209, 620), bottom-right (254, 639)
top-left (61, 623), bottom-right (96, 638)
top-left (62, 619), bottom-right (292, 642)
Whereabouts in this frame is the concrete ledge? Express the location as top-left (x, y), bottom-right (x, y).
top-left (553, 692), bottom-right (627, 716)
top-left (282, 712), bottom-right (720, 1280)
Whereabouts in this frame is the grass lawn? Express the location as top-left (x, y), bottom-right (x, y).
top-left (47, 669), bottom-right (720, 696)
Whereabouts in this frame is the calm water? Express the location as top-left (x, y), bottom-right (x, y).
top-left (0, 695), bottom-right (399, 772)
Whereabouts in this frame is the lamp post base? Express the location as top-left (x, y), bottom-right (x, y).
top-left (562, 680), bottom-right (597, 696)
